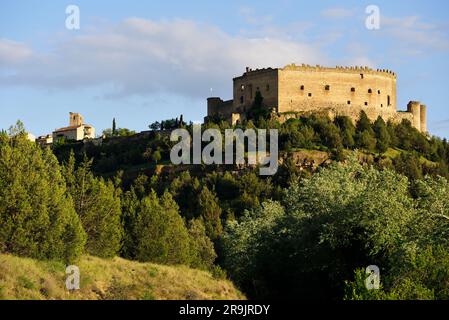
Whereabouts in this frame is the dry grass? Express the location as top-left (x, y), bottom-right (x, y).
top-left (0, 254), bottom-right (245, 300)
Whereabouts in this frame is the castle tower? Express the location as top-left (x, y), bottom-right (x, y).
top-left (69, 112), bottom-right (84, 127)
top-left (206, 64), bottom-right (428, 133)
top-left (420, 104), bottom-right (427, 133)
top-left (407, 101), bottom-right (421, 132)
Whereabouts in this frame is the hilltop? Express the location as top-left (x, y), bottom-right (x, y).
top-left (0, 254), bottom-right (244, 300)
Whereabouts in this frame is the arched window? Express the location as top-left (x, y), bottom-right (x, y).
top-left (325, 85), bottom-right (330, 91)
top-left (351, 87), bottom-right (355, 92)
top-left (368, 89), bottom-right (372, 94)
top-left (300, 85), bottom-right (305, 90)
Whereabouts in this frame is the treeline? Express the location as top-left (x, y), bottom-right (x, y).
top-left (277, 112), bottom-right (449, 178)
top-left (0, 126), bottom-right (216, 274)
top-left (55, 111), bottom-right (449, 182)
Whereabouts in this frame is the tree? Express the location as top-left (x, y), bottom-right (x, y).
top-left (8, 120), bottom-right (26, 137)
top-left (373, 116), bottom-right (391, 153)
top-left (335, 116), bottom-right (356, 148)
top-left (63, 152), bottom-right (123, 258)
top-left (169, 171), bottom-right (201, 219)
top-left (149, 121), bottom-right (161, 131)
top-left (247, 91), bottom-right (271, 122)
top-left (0, 131), bottom-right (86, 262)
top-left (393, 152), bottom-right (422, 180)
top-left (112, 118), bottom-right (117, 136)
top-left (357, 130), bottom-right (377, 151)
top-left (133, 191), bottom-right (192, 265)
top-left (198, 186), bottom-right (223, 240)
top-left (188, 219), bottom-right (217, 270)
top-left (151, 150), bottom-right (161, 164)
top-left (356, 111), bottom-right (373, 134)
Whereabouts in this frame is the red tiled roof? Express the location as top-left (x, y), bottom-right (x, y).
top-left (53, 124), bottom-right (93, 133)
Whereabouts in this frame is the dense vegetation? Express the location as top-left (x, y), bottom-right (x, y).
top-left (1, 109), bottom-right (449, 300)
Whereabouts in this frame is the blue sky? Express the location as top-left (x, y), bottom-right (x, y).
top-left (1, 0), bottom-right (449, 138)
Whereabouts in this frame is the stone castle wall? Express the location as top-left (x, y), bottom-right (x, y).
top-left (206, 64), bottom-right (427, 132)
top-left (277, 64), bottom-right (397, 123)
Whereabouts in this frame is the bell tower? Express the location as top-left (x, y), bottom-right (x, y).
top-left (69, 112), bottom-right (84, 127)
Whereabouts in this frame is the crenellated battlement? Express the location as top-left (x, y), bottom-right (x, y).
top-left (207, 64), bottom-right (426, 133)
top-left (238, 64), bottom-right (397, 79)
top-left (279, 63), bottom-right (396, 78)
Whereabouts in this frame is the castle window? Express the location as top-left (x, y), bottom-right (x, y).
top-left (347, 100), bottom-right (351, 105)
top-left (378, 90), bottom-right (381, 94)
top-left (266, 84), bottom-right (270, 91)
top-left (351, 87), bottom-right (355, 92)
top-left (308, 93), bottom-right (312, 97)
top-left (365, 102), bottom-right (368, 106)
top-left (300, 85), bottom-right (305, 90)
top-left (387, 95), bottom-right (391, 106)
top-left (381, 104), bottom-right (383, 107)
top-left (360, 74), bottom-right (364, 79)
top-left (325, 85), bottom-right (330, 91)
top-left (368, 89), bottom-right (372, 94)
top-left (240, 96), bottom-right (244, 104)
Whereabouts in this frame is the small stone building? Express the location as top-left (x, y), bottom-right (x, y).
top-left (52, 112), bottom-right (95, 142)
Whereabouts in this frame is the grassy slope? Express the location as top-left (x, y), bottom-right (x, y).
top-left (0, 254), bottom-right (244, 300)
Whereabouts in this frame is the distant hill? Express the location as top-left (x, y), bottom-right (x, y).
top-left (0, 254), bottom-right (244, 300)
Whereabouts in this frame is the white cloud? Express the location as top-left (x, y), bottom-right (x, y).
top-left (0, 39), bottom-right (32, 66)
top-left (381, 16), bottom-right (449, 53)
top-left (0, 18), bottom-right (326, 99)
top-left (321, 8), bottom-right (354, 19)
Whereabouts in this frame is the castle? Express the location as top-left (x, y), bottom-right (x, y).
top-left (206, 64), bottom-right (427, 132)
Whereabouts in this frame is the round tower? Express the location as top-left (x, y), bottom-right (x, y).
top-left (420, 104), bottom-right (427, 133)
top-left (407, 101), bottom-right (421, 132)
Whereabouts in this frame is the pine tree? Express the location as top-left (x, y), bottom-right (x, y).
top-left (198, 186), bottom-right (223, 240)
top-left (188, 219), bottom-right (217, 270)
top-left (335, 116), bottom-right (355, 148)
top-left (134, 191), bottom-right (191, 265)
top-left (356, 111), bottom-right (374, 134)
top-left (373, 116), bottom-right (391, 153)
top-left (63, 153), bottom-right (123, 258)
top-left (0, 131), bottom-right (86, 262)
